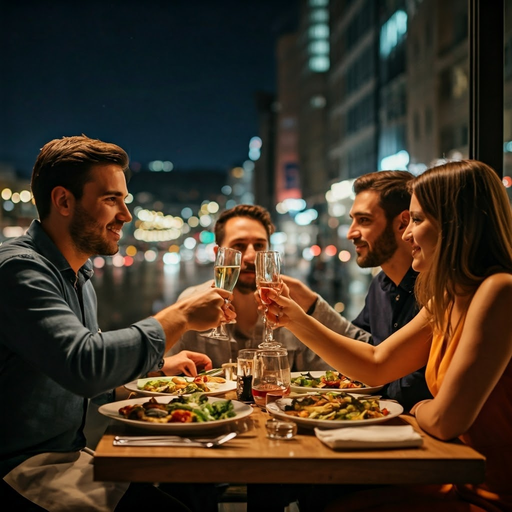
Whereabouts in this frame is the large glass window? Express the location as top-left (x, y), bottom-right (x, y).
top-left (504, 0), bottom-right (512, 202)
top-left (406, 0), bottom-right (469, 172)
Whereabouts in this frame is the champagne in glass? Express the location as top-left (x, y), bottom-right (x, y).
top-left (255, 250), bottom-right (282, 349)
top-left (214, 264), bottom-right (240, 292)
top-left (203, 247), bottom-right (241, 340)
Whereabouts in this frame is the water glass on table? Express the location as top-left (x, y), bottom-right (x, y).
top-left (236, 348), bottom-right (258, 403)
top-left (222, 362), bottom-right (237, 381)
top-left (251, 348), bottom-right (291, 408)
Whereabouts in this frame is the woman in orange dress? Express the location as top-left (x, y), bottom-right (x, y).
top-left (267, 160), bottom-right (512, 511)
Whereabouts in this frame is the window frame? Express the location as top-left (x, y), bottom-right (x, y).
top-left (468, 0), bottom-right (504, 176)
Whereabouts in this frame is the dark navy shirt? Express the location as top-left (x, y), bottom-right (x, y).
top-left (352, 267), bottom-right (433, 411)
top-left (0, 220), bottom-right (165, 477)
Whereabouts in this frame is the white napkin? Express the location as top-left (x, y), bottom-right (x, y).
top-left (315, 425), bottom-right (423, 450)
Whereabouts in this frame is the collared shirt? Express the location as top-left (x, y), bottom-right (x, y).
top-left (352, 267), bottom-right (433, 411)
top-left (0, 220), bottom-right (165, 477)
top-left (169, 287), bottom-right (371, 372)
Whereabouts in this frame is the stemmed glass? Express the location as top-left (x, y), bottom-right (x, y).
top-left (255, 250), bottom-right (282, 349)
top-left (251, 348), bottom-right (291, 408)
top-left (201, 247), bottom-right (241, 340)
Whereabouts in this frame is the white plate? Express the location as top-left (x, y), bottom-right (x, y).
top-left (266, 396), bottom-right (403, 430)
top-left (124, 376), bottom-right (236, 397)
top-left (99, 396), bottom-right (253, 432)
top-left (290, 371), bottom-right (384, 395)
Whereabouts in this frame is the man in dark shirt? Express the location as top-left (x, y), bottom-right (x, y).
top-left (0, 135), bottom-right (232, 510)
top-left (263, 172), bottom-right (434, 512)
top-left (348, 170), bottom-right (433, 411)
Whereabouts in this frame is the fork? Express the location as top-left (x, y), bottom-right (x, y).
top-left (113, 431), bottom-right (237, 448)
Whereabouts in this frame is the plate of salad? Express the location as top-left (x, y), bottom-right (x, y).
top-left (124, 374), bottom-right (236, 397)
top-left (99, 392), bottom-right (252, 432)
top-left (266, 392), bottom-right (402, 429)
top-left (290, 370), bottom-right (383, 395)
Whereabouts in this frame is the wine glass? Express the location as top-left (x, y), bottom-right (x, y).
top-left (255, 250), bottom-right (282, 349)
top-left (202, 247), bottom-right (241, 340)
top-left (252, 348), bottom-right (291, 408)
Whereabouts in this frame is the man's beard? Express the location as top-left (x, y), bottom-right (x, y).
top-left (235, 264), bottom-right (257, 294)
top-left (69, 202), bottom-right (120, 257)
top-left (357, 220), bottom-right (398, 268)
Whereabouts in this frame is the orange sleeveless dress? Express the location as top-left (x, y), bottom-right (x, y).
top-left (425, 319), bottom-right (512, 511)
top-left (325, 320), bottom-right (512, 512)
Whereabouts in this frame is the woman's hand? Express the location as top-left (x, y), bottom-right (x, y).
top-left (261, 284), bottom-right (308, 328)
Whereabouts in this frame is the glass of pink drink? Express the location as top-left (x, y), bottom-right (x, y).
top-left (255, 250), bottom-right (282, 349)
top-left (252, 348), bottom-right (291, 408)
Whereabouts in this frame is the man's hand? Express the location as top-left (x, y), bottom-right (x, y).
top-left (178, 287), bottom-right (237, 330)
top-left (281, 275), bottom-right (318, 313)
top-left (161, 350), bottom-right (213, 377)
top-left (154, 287), bottom-right (234, 351)
top-left (177, 279), bottom-right (236, 323)
top-left (177, 279), bottom-right (215, 300)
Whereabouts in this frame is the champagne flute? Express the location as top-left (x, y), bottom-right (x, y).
top-left (251, 348), bottom-right (291, 408)
top-left (202, 247), bottom-right (241, 340)
top-left (255, 250), bottom-right (282, 349)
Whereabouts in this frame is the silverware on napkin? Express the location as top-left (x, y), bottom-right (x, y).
top-left (113, 431), bottom-right (237, 448)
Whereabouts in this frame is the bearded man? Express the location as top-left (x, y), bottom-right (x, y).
top-left (168, 204), bottom-right (370, 372)
top-left (0, 135), bottom-right (233, 511)
top-left (347, 171), bottom-right (433, 410)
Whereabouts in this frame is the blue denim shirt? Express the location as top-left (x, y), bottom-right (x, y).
top-left (352, 267), bottom-right (433, 411)
top-left (0, 220), bottom-right (165, 476)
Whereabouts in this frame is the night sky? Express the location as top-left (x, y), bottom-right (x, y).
top-left (1, 0), bottom-right (298, 177)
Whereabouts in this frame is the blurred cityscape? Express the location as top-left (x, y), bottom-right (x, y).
top-left (1, 0), bottom-right (512, 330)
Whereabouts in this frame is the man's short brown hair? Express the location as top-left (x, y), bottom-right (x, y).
top-left (214, 204), bottom-right (275, 245)
top-left (31, 134), bottom-right (129, 220)
top-left (353, 170), bottom-right (414, 221)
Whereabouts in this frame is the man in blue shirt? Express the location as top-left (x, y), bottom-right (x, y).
top-left (250, 173), bottom-right (434, 512)
top-left (283, 171), bottom-right (434, 512)
top-left (348, 170), bottom-right (433, 411)
top-left (0, 135), bottom-right (232, 510)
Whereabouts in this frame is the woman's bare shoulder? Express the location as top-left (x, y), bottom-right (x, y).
top-left (471, 273), bottom-right (512, 312)
top-left (478, 272), bottom-right (512, 293)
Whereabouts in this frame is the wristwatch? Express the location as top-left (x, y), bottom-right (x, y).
top-left (157, 358), bottom-right (165, 371)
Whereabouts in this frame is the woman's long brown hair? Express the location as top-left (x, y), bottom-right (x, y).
top-left (412, 160), bottom-right (512, 335)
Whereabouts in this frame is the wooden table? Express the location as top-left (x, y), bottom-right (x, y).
top-left (93, 392), bottom-right (485, 487)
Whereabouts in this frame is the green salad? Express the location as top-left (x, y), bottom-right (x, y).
top-left (283, 392), bottom-right (389, 421)
top-left (291, 370), bottom-right (365, 389)
top-left (118, 392), bottom-right (236, 423)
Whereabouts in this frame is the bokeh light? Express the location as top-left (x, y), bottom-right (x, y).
top-left (338, 250), bottom-right (351, 262)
